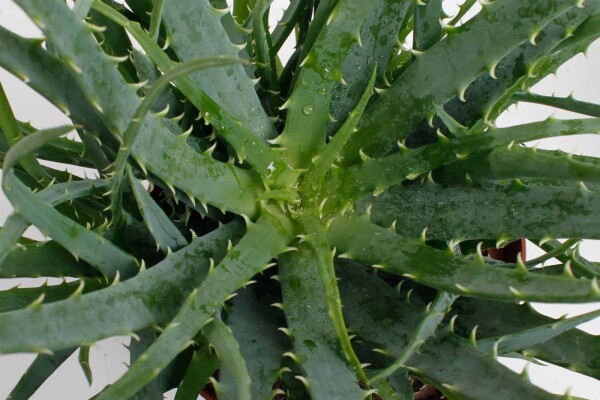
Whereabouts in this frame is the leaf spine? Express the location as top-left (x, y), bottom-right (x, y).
top-left (372, 348), bottom-right (391, 356)
top-left (153, 103), bottom-right (170, 118)
top-left (419, 227), bottom-right (428, 244)
top-left (455, 283), bottom-right (470, 293)
top-left (69, 280), bottom-right (85, 299)
top-left (358, 148), bottom-right (371, 161)
top-left (508, 286), bottom-right (523, 297)
top-left (475, 242), bottom-right (485, 264)
top-left (515, 254), bottom-right (528, 274)
top-left (469, 326), bottom-right (478, 345)
top-left (27, 293), bottom-right (45, 311)
top-left (448, 315), bottom-right (457, 333)
top-left (295, 375), bottom-right (311, 388)
top-left (590, 277), bottom-right (600, 295)
top-left (563, 261), bottom-right (575, 279)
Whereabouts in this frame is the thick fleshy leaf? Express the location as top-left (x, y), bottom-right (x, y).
top-left (95, 209), bottom-right (294, 399)
top-left (362, 182), bottom-right (600, 240)
top-left (128, 171), bottom-right (188, 253)
top-left (3, 171), bottom-right (139, 279)
top-left (336, 262), bottom-right (563, 400)
top-left (341, 0), bottom-right (583, 164)
top-left (174, 344), bottom-right (219, 400)
top-left (0, 279), bottom-right (104, 313)
top-left (337, 117), bottom-right (600, 200)
top-left (7, 348), bottom-right (76, 400)
top-left (15, 0), bottom-right (262, 216)
top-left (0, 222), bottom-right (241, 354)
top-left (328, 216), bottom-right (600, 302)
top-left (0, 27), bottom-right (112, 145)
top-left (204, 316), bottom-right (251, 400)
top-left (224, 288), bottom-right (288, 399)
top-left (279, 244), bottom-right (365, 399)
top-left (327, 0), bottom-right (411, 135)
top-left (452, 299), bottom-right (600, 380)
top-left (162, 0), bottom-right (276, 140)
top-left (278, 0), bottom-right (377, 167)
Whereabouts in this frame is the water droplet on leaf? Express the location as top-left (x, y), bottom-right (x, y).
top-left (303, 104), bottom-right (314, 115)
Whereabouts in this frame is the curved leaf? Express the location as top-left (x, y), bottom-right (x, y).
top-left (0, 222), bottom-right (241, 354)
top-left (328, 216), bottom-right (600, 302)
top-left (279, 244), bottom-right (365, 399)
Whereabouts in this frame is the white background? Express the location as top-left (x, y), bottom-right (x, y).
top-left (0, 0), bottom-right (599, 398)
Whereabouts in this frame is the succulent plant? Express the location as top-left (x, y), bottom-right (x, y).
top-left (2, 0), bottom-right (600, 398)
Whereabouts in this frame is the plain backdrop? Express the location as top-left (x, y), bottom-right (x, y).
top-left (0, 0), bottom-right (599, 399)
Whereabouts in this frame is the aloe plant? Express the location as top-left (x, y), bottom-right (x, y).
top-left (1, 0), bottom-right (600, 398)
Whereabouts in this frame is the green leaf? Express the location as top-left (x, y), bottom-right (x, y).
top-left (91, 1), bottom-right (282, 179)
top-left (7, 348), bottom-right (76, 400)
top-left (437, 146), bottom-right (600, 185)
top-left (0, 82), bottom-right (48, 182)
top-left (328, 216), bottom-right (600, 302)
top-left (128, 169), bottom-right (188, 253)
top-left (539, 240), bottom-right (600, 278)
top-left (110, 55), bottom-right (246, 223)
top-left (336, 262), bottom-right (562, 400)
top-left (0, 221), bottom-right (242, 354)
top-left (279, 244), bottom-right (365, 399)
top-left (452, 299), bottom-right (600, 380)
top-left (129, 50), bottom-right (179, 117)
top-left (0, 241), bottom-right (99, 278)
top-left (225, 287), bottom-right (288, 399)
top-left (204, 315), bottom-right (252, 400)
top-left (253, 0), bottom-right (279, 93)
top-left (16, 0), bottom-right (261, 215)
top-left (297, 214), bottom-right (366, 381)
top-left (411, 333), bottom-right (562, 400)
top-left (0, 178), bottom-right (110, 266)
top-left (294, 0), bottom-right (339, 63)
top-left (88, 1), bottom-right (139, 83)
top-left (174, 344), bottom-right (219, 400)
top-left (2, 171), bottom-right (139, 279)
top-left (327, 0), bottom-right (411, 135)
top-left (78, 345), bottom-right (93, 385)
top-left (362, 181), bottom-right (600, 240)
top-left (525, 330), bottom-right (600, 381)
top-left (148, 0), bottom-right (166, 41)
top-left (161, 0), bottom-right (276, 140)
top-left (12, 0), bottom-right (140, 137)
top-left (340, 117), bottom-right (600, 199)
top-left (341, 0), bottom-right (582, 164)
top-left (74, 0), bottom-right (94, 18)
top-left (8, 122), bottom-right (91, 168)
top-left (370, 291), bottom-right (457, 383)
top-left (513, 92), bottom-right (600, 117)
top-left (129, 123), bottom-right (262, 217)
top-left (271, 0), bottom-right (312, 53)
top-left (128, 329), bottom-right (164, 400)
top-left (95, 209), bottom-right (294, 399)
top-left (278, 0), bottom-right (377, 167)
top-left (302, 69), bottom-right (376, 197)
top-left (413, 0), bottom-right (443, 51)
top-left (476, 308), bottom-right (600, 354)
top-left (554, 12), bottom-right (600, 53)
top-left (371, 379), bottom-right (409, 400)
top-left (2, 125), bottom-right (76, 173)
top-left (438, 3), bottom-right (600, 135)
top-left (233, 0), bottom-right (253, 25)
top-left (0, 279), bottom-right (104, 313)
top-left (447, 0), bottom-right (477, 26)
